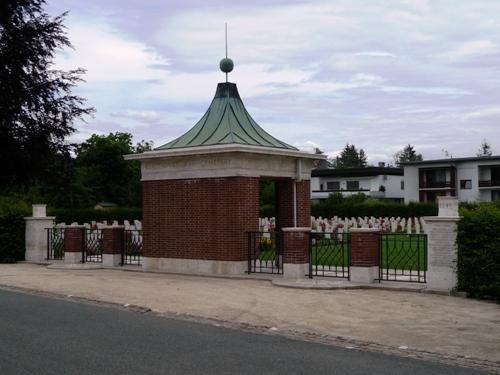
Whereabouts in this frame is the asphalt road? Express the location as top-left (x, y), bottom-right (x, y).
top-left (0, 289), bottom-right (488, 375)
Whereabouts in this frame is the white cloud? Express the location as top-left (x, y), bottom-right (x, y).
top-left (465, 106), bottom-right (500, 119)
top-left (55, 22), bottom-right (168, 83)
top-left (354, 51), bottom-right (396, 58)
top-left (112, 110), bottom-right (162, 123)
top-left (444, 40), bottom-right (498, 59)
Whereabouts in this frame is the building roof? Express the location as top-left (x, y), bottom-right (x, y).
top-left (311, 167), bottom-right (403, 178)
top-left (401, 155), bottom-right (500, 166)
top-left (156, 82), bottom-right (297, 151)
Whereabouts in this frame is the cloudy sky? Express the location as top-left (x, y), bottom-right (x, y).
top-left (47, 0), bottom-right (500, 163)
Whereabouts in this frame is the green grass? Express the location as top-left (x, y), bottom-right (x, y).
top-left (254, 234), bottom-right (427, 271)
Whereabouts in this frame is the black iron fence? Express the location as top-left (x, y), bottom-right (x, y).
top-left (123, 229), bottom-right (143, 265)
top-left (309, 232), bottom-right (350, 279)
top-left (379, 233), bottom-right (427, 283)
top-left (84, 228), bottom-right (103, 263)
top-left (247, 231), bottom-right (283, 274)
top-left (46, 228), bottom-right (65, 260)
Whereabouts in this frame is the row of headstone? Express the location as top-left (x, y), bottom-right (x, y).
top-left (53, 220), bottom-right (143, 230)
top-left (258, 217), bottom-right (426, 234)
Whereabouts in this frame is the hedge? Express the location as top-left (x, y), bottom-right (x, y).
top-left (311, 193), bottom-right (437, 218)
top-left (457, 204), bottom-right (500, 300)
top-left (0, 200), bottom-right (30, 263)
top-left (49, 207), bottom-right (142, 224)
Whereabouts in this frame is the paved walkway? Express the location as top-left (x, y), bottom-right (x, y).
top-left (1, 264), bottom-right (499, 372)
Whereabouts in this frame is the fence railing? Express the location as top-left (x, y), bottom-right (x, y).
top-left (309, 232), bottom-right (350, 279)
top-left (379, 233), bottom-right (427, 283)
top-left (123, 229), bottom-right (143, 266)
top-left (84, 229), bottom-right (103, 263)
top-left (247, 231), bottom-right (283, 274)
top-left (46, 228), bottom-right (65, 260)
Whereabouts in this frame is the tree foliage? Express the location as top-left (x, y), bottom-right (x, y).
top-left (331, 143), bottom-right (368, 169)
top-left (0, 0), bottom-right (93, 188)
top-left (476, 139), bottom-right (493, 157)
top-left (75, 133), bottom-right (152, 207)
top-left (394, 144), bottom-right (423, 167)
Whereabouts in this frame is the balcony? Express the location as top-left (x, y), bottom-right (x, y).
top-left (419, 181), bottom-right (453, 189)
top-left (479, 180), bottom-right (500, 188)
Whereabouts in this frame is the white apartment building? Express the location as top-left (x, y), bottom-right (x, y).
top-left (403, 156), bottom-right (500, 203)
top-left (310, 165), bottom-right (405, 202)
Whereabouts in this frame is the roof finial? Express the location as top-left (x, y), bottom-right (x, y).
top-left (219, 22), bottom-right (234, 82)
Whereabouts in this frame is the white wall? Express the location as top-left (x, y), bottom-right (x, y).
top-left (404, 165), bottom-right (419, 203)
top-left (311, 174), bottom-right (404, 200)
top-left (456, 161), bottom-right (479, 202)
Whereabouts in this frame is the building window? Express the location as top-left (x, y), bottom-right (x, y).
top-left (346, 181), bottom-right (359, 190)
top-left (401, 181), bottom-right (404, 190)
top-left (320, 183), bottom-right (323, 191)
top-left (460, 180), bottom-right (472, 189)
top-left (326, 181), bottom-right (340, 191)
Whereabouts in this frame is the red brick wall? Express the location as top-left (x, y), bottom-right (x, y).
top-left (275, 179), bottom-right (311, 230)
top-left (350, 231), bottom-right (380, 267)
top-left (102, 227), bottom-right (124, 255)
top-left (143, 177), bottom-right (259, 261)
top-left (64, 228), bottom-right (84, 253)
top-left (283, 231), bottom-right (309, 264)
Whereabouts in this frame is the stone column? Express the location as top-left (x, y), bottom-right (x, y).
top-left (64, 226), bottom-right (85, 264)
top-left (349, 228), bottom-right (380, 283)
top-left (102, 226), bottom-right (124, 267)
top-left (423, 196), bottom-right (460, 291)
top-left (24, 204), bottom-right (55, 263)
top-left (282, 227), bottom-right (310, 279)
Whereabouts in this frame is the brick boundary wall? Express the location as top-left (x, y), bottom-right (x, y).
top-left (143, 177), bottom-right (259, 261)
top-left (64, 228), bottom-right (84, 253)
top-left (102, 227), bottom-right (124, 255)
top-left (282, 230), bottom-right (310, 264)
top-left (350, 230), bottom-right (380, 267)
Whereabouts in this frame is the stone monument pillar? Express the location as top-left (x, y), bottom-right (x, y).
top-left (424, 196), bottom-right (460, 291)
top-left (102, 226), bottom-right (124, 267)
top-left (349, 228), bottom-right (380, 283)
top-left (282, 227), bottom-right (310, 279)
top-left (24, 204), bottom-right (55, 263)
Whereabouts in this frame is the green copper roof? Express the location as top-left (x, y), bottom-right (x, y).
top-left (156, 82), bottom-right (298, 150)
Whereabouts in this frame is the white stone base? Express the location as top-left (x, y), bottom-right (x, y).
top-left (103, 254), bottom-right (122, 267)
top-left (64, 252), bottom-right (82, 264)
top-left (24, 217), bottom-right (55, 263)
top-left (427, 266), bottom-right (457, 291)
top-left (142, 257), bottom-right (247, 275)
top-left (350, 266), bottom-right (378, 283)
top-left (283, 263), bottom-right (308, 279)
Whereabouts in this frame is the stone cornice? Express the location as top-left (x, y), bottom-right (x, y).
top-left (124, 143), bottom-right (325, 161)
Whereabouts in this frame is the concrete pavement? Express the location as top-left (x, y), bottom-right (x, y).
top-left (0, 263), bottom-right (499, 373)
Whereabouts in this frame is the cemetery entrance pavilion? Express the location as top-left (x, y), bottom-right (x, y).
top-left (125, 61), bottom-right (322, 276)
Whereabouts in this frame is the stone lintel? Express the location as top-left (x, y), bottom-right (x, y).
top-left (138, 152), bottom-right (314, 181)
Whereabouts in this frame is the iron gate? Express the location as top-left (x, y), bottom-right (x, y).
top-left (309, 232), bottom-right (350, 279)
top-left (84, 228), bottom-right (103, 263)
top-left (247, 232), bottom-right (283, 274)
top-left (46, 228), bottom-right (65, 260)
top-left (379, 233), bottom-right (427, 283)
top-left (123, 229), bottom-right (143, 265)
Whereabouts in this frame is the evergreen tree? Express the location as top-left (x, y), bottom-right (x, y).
top-left (332, 143), bottom-right (368, 169)
top-left (0, 0), bottom-right (93, 188)
top-left (476, 139), bottom-right (492, 157)
top-left (394, 144), bottom-right (423, 167)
